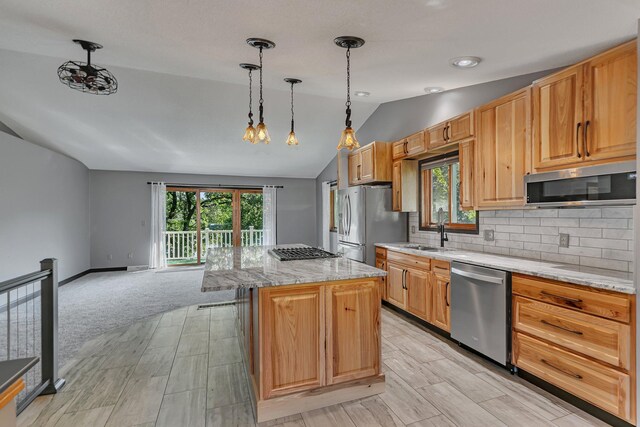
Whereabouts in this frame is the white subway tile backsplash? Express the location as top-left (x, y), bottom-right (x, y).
top-left (408, 207), bottom-right (634, 273)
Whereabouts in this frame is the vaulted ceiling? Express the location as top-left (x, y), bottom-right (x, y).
top-left (0, 0), bottom-right (638, 178)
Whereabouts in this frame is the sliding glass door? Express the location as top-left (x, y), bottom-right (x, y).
top-left (165, 187), bottom-right (263, 265)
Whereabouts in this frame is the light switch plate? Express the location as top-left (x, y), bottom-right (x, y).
top-left (411, 225), bottom-right (416, 234)
top-left (559, 233), bottom-right (570, 248)
top-left (484, 229), bottom-right (495, 242)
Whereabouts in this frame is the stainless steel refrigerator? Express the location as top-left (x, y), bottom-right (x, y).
top-left (337, 186), bottom-right (407, 265)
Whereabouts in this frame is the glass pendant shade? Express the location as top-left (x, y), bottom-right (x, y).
top-left (243, 124), bottom-right (256, 142)
top-left (337, 126), bottom-right (359, 151)
top-left (255, 122), bottom-right (271, 144)
top-left (286, 131), bottom-right (299, 146)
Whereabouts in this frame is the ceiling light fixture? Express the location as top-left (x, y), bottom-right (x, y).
top-left (240, 63), bottom-right (260, 143)
top-left (424, 87), bottom-right (444, 94)
top-left (57, 40), bottom-right (117, 95)
top-left (335, 36), bottom-right (365, 151)
top-left (247, 38), bottom-right (276, 144)
top-left (450, 56), bottom-right (481, 68)
top-left (284, 78), bottom-right (302, 146)
top-left (354, 91), bottom-right (370, 97)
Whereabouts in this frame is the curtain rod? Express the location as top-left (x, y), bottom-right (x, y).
top-left (147, 182), bottom-right (283, 189)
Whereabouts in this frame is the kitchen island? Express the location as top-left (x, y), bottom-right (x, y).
top-left (202, 245), bottom-right (386, 423)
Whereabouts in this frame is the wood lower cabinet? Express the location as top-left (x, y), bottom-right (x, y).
top-left (475, 87), bottom-right (530, 208)
top-left (386, 262), bottom-right (407, 309)
top-left (431, 261), bottom-right (451, 332)
top-left (512, 273), bottom-right (635, 424)
top-left (406, 267), bottom-right (431, 321)
top-left (375, 258), bottom-right (387, 301)
top-left (326, 281), bottom-right (380, 385)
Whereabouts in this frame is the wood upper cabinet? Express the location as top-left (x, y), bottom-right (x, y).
top-left (386, 262), bottom-right (407, 309)
top-left (475, 87), bottom-right (530, 209)
top-left (458, 140), bottom-right (475, 210)
top-left (405, 131), bottom-right (427, 157)
top-left (427, 111), bottom-right (474, 150)
top-left (260, 285), bottom-right (325, 399)
top-left (348, 141), bottom-right (392, 185)
top-left (533, 40), bottom-right (637, 170)
top-left (392, 160), bottom-right (418, 212)
top-left (583, 41), bottom-right (637, 162)
top-left (406, 267), bottom-right (431, 321)
top-left (392, 139), bottom-right (407, 160)
top-left (325, 281), bottom-right (380, 385)
top-left (431, 261), bottom-right (451, 332)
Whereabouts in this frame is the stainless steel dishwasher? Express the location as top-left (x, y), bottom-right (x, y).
top-left (450, 262), bottom-right (511, 367)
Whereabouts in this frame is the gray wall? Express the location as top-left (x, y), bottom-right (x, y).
top-left (90, 170), bottom-right (317, 269)
top-left (315, 156), bottom-right (338, 247)
top-left (0, 130), bottom-right (91, 281)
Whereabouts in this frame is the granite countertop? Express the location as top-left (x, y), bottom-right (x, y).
top-left (376, 243), bottom-right (635, 295)
top-left (201, 244), bottom-right (386, 292)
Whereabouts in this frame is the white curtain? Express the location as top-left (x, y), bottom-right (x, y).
top-left (149, 182), bottom-right (167, 269)
top-left (321, 182), bottom-right (331, 250)
top-left (263, 186), bottom-right (277, 246)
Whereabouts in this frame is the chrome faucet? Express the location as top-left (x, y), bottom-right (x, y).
top-left (437, 208), bottom-right (448, 248)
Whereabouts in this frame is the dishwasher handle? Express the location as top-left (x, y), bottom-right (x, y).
top-left (451, 267), bottom-right (504, 285)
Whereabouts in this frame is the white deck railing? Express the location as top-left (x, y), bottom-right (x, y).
top-left (164, 227), bottom-right (264, 261)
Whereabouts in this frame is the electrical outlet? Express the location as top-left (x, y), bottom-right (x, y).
top-left (128, 252), bottom-right (134, 259)
top-left (559, 233), bottom-right (570, 248)
top-left (411, 225), bottom-right (416, 234)
top-left (107, 254), bottom-right (113, 260)
top-left (484, 229), bottom-right (495, 242)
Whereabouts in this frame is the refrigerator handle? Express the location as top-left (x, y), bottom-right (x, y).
top-left (346, 194), bottom-right (351, 236)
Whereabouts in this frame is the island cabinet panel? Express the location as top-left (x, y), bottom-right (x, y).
top-left (513, 332), bottom-right (632, 422)
top-left (406, 267), bottom-right (431, 321)
top-left (326, 281), bottom-right (381, 385)
top-left (475, 87), bottom-right (530, 209)
top-left (259, 285), bottom-right (325, 399)
top-left (375, 258), bottom-right (387, 301)
top-left (386, 262), bottom-right (407, 309)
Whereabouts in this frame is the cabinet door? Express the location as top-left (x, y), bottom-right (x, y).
top-left (326, 281), bottom-right (380, 385)
top-left (359, 145), bottom-right (375, 182)
top-left (260, 285), bottom-right (325, 399)
top-left (386, 262), bottom-right (406, 309)
top-left (348, 153), bottom-right (360, 185)
top-left (405, 131), bottom-right (426, 157)
top-left (533, 66), bottom-right (584, 170)
top-left (392, 139), bottom-right (407, 160)
top-left (458, 139), bottom-right (474, 209)
top-left (427, 122), bottom-right (448, 149)
top-left (376, 258), bottom-right (387, 301)
top-left (406, 267), bottom-right (431, 321)
top-left (448, 112), bottom-right (474, 143)
top-left (392, 161), bottom-right (402, 212)
top-left (431, 273), bottom-right (451, 332)
top-left (583, 42), bottom-right (637, 162)
top-left (476, 88), bottom-right (530, 208)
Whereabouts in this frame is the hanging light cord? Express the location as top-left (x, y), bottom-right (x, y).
top-left (290, 82), bottom-right (295, 132)
top-left (345, 46), bottom-right (352, 128)
top-left (258, 47), bottom-right (264, 123)
top-left (248, 69), bottom-right (254, 125)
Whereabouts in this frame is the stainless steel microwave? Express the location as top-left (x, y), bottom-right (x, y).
top-left (524, 161), bottom-right (636, 207)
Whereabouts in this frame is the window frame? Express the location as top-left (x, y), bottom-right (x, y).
top-left (418, 152), bottom-right (479, 234)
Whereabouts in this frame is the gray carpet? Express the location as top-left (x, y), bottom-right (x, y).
top-left (57, 267), bottom-right (234, 367)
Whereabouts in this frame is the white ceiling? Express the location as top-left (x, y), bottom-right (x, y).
top-left (0, 0), bottom-right (638, 177)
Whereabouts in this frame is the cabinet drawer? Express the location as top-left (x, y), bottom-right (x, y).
top-left (432, 260), bottom-right (450, 277)
top-left (513, 297), bottom-right (630, 370)
top-left (513, 332), bottom-right (632, 422)
top-left (387, 250), bottom-right (431, 271)
top-left (375, 247), bottom-right (387, 259)
top-left (512, 274), bottom-right (631, 323)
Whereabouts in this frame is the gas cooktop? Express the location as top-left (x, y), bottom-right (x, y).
top-left (268, 247), bottom-right (339, 261)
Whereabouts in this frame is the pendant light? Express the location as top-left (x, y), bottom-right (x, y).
top-left (247, 38), bottom-right (276, 144)
top-left (284, 78), bottom-right (302, 146)
top-left (334, 36), bottom-right (365, 151)
top-left (57, 40), bottom-right (117, 95)
top-left (240, 63), bottom-right (260, 143)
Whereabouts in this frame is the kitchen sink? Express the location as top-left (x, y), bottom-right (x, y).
top-left (405, 244), bottom-right (440, 251)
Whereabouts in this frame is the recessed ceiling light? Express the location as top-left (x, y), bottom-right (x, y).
top-left (354, 91), bottom-right (370, 97)
top-left (424, 87), bottom-right (444, 94)
top-left (450, 56), bottom-right (481, 68)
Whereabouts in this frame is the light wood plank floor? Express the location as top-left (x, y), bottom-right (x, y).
top-left (18, 304), bottom-right (611, 427)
